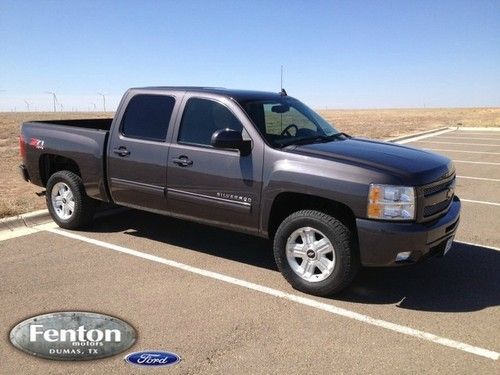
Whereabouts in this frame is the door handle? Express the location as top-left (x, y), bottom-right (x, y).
top-left (173, 156), bottom-right (193, 167)
top-left (113, 147), bottom-right (130, 157)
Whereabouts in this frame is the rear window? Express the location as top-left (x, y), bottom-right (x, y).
top-left (121, 94), bottom-right (175, 141)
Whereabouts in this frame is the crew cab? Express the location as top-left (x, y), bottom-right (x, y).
top-left (19, 87), bottom-right (461, 296)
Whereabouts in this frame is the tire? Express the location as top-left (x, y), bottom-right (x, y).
top-left (273, 209), bottom-right (359, 296)
top-left (46, 170), bottom-right (96, 229)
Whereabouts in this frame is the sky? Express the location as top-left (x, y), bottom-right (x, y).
top-left (0, 0), bottom-right (499, 111)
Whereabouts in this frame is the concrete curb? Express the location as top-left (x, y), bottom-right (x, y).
top-left (0, 209), bottom-right (52, 232)
top-left (386, 127), bottom-right (451, 143)
top-left (0, 206), bottom-right (128, 232)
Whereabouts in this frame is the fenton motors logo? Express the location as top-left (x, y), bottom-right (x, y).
top-left (9, 312), bottom-right (136, 360)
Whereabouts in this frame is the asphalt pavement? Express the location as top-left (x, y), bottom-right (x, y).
top-left (0, 128), bottom-right (499, 374)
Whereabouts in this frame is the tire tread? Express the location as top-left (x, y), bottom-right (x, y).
top-left (46, 170), bottom-right (96, 229)
top-left (273, 209), bottom-right (359, 296)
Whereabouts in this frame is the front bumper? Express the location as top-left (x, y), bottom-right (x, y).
top-left (356, 196), bottom-right (461, 266)
top-left (19, 164), bottom-right (30, 182)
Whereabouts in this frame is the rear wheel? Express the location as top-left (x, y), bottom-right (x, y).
top-left (273, 209), bottom-right (359, 296)
top-left (46, 170), bottom-right (96, 229)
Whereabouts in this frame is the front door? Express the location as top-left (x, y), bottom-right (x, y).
top-left (166, 95), bottom-right (263, 233)
top-left (107, 93), bottom-right (178, 212)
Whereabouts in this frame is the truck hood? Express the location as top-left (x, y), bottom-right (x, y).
top-left (286, 138), bottom-right (454, 185)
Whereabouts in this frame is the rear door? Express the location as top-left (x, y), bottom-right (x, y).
top-left (107, 91), bottom-right (182, 212)
top-left (166, 94), bottom-right (264, 234)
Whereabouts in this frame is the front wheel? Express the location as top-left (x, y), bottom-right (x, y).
top-left (273, 210), bottom-right (359, 296)
top-left (46, 170), bottom-right (96, 229)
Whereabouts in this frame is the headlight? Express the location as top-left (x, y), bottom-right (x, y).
top-left (367, 184), bottom-right (415, 220)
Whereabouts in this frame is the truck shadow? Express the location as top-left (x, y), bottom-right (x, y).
top-left (90, 209), bottom-right (499, 313)
top-left (337, 241), bottom-right (500, 313)
top-left (91, 209), bottom-right (276, 270)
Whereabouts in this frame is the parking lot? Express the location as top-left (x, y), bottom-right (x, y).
top-left (0, 128), bottom-right (499, 374)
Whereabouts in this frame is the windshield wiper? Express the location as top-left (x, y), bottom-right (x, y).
top-left (276, 132), bottom-right (349, 147)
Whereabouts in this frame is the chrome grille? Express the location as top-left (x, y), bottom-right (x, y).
top-left (424, 180), bottom-right (453, 195)
top-left (424, 198), bottom-right (453, 217)
top-left (421, 174), bottom-right (455, 220)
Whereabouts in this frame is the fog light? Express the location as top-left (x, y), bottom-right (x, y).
top-left (396, 251), bottom-right (412, 262)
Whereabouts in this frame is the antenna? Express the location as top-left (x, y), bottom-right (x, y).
top-left (45, 91), bottom-right (58, 112)
top-left (281, 65), bottom-right (283, 91)
top-left (279, 65), bottom-right (287, 96)
top-left (98, 93), bottom-right (106, 112)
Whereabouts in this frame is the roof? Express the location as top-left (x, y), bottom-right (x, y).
top-left (130, 86), bottom-right (287, 102)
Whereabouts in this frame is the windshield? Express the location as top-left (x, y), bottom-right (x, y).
top-left (238, 97), bottom-right (341, 147)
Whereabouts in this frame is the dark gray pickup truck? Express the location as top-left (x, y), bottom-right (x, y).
top-left (19, 87), bottom-right (460, 296)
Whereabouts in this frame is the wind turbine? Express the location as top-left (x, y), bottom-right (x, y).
top-left (45, 91), bottom-right (59, 112)
top-left (98, 93), bottom-right (106, 112)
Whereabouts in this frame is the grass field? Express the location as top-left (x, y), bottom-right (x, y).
top-left (1, 108), bottom-right (499, 218)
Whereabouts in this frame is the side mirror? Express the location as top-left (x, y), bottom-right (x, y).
top-left (211, 128), bottom-right (251, 155)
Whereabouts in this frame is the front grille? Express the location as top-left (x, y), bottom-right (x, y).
top-left (421, 173), bottom-right (455, 220)
top-left (424, 198), bottom-right (452, 216)
top-left (424, 180), bottom-right (452, 195)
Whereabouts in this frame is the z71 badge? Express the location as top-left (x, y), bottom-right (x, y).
top-left (29, 138), bottom-right (44, 149)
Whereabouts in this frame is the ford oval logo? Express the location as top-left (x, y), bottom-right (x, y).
top-left (125, 351), bottom-right (181, 367)
top-left (9, 312), bottom-right (136, 361)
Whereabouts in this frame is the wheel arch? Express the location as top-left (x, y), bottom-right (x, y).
top-left (39, 154), bottom-right (81, 187)
top-left (266, 192), bottom-right (356, 240)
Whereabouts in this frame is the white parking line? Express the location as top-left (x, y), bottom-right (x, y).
top-left (460, 199), bottom-right (500, 207)
top-left (435, 136), bottom-right (500, 141)
top-left (455, 240), bottom-right (500, 252)
top-left (455, 134), bottom-right (500, 138)
top-left (455, 127), bottom-right (500, 132)
top-left (453, 160), bottom-right (500, 166)
top-left (393, 128), bottom-right (454, 144)
top-left (456, 134), bottom-right (500, 137)
top-left (415, 141), bottom-right (500, 147)
top-left (424, 148), bottom-right (500, 155)
top-left (457, 176), bottom-right (500, 182)
top-left (0, 222), bottom-right (57, 242)
top-left (45, 227), bottom-right (499, 361)
top-left (0, 227), bottom-right (39, 241)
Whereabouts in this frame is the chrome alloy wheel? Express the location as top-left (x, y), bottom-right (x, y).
top-left (51, 182), bottom-right (75, 220)
top-left (285, 227), bottom-right (336, 282)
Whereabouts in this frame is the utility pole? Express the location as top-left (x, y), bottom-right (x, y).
top-left (98, 93), bottom-right (106, 112)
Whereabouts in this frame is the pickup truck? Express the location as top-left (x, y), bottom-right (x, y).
top-left (19, 87), bottom-right (460, 296)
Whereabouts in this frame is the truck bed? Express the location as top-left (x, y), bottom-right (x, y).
top-left (21, 119), bottom-right (113, 202)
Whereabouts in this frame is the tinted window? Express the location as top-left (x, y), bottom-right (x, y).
top-left (121, 94), bottom-right (175, 141)
top-left (178, 98), bottom-right (243, 145)
top-left (240, 97), bottom-right (339, 148)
